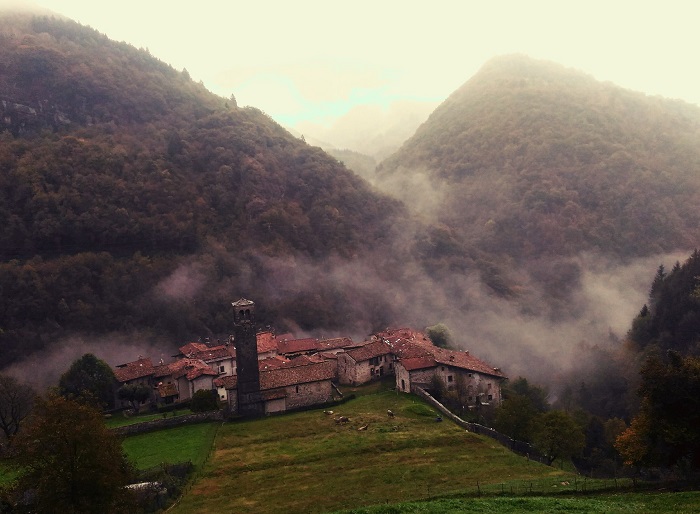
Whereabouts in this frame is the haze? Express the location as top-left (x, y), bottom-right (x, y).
top-left (17, 0), bottom-right (700, 135)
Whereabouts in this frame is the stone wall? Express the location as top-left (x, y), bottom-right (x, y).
top-left (413, 387), bottom-right (548, 465)
top-left (285, 381), bottom-right (333, 410)
top-left (111, 410), bottom-right (224, 437)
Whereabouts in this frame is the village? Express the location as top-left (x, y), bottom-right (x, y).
top-left (113, 299), bottom-right (507, 416)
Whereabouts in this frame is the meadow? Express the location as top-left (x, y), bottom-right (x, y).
top-left (337, 491), bottom-right (700, 513)
top-left (122, 422), bottom-right (219, 470)
top-left (170, 390), bottom-right (574, 514)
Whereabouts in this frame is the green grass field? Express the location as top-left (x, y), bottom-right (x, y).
top-left (122, 422), bottom-right (219, 470)
top-left (171, 391), bottom-right (573, 514)
top-left (336, 491), bottom-right (700, 513)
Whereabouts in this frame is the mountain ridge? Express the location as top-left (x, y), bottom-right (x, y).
top-left (377, 54), bottom-right (700, 260)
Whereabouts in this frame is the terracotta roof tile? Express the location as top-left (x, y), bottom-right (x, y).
top-left (385, 339), bottom-right (432, 359)
top-left (170, 359), bottom-right (215, 381)
top-left (186, 366), bottom-right (218, 381)
top-left (317, 337), bottom-right (356, 351)
top-left (177, 342), bottom-right (209, 356)
top-left (214, 375), bottom-right (238, 389)
top-left (345, 340), bottom-right (391, 362)
top-left (114, 358), bottom-right (155, 383)
top-left (277, 337), bottom-right (318, 355)
top-left (190, 345), bottom-right (234, 362)
top-left (259, 356), bottom-right (291, 370)
top-left (400, 356), bottom-right (437, 371)
top-left (256, 331), bottom-right (278, 353)
top-left (426, 346), bottom-right (506, 378)
top-left (260, 360), bottom-right (335, 390)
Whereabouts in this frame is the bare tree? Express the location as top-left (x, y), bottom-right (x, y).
top-left (0, 374), bottom-right (35, 445)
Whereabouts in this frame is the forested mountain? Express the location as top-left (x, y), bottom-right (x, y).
top-left (629, 250), bottom-right (700, 355)
top-left (377, 55), bottom-right (700, 261)
top-left (0, 14), bottom-right (413, 368)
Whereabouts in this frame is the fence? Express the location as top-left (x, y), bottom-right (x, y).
top-left (414, 387), bottom-right (550, 465)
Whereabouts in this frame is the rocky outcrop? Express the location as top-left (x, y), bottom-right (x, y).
top-left (1, 97), bottom-right (70, 135)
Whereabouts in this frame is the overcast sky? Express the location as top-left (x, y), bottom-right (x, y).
top-left (14, 1), bottom-right (700, 126)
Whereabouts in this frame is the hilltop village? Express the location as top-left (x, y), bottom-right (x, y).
top-left (113, 299), bottom-right (506, 416)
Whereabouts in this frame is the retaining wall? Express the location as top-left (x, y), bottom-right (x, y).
top-left (414, 387), bottom-right (549, 465)
top-left (112, 410), bottom-right (224, 436)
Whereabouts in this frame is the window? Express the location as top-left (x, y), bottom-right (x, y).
top-left (488, 394), bottom-right (493, 401)
top-left (441, 367), bottom-right (445, 371)
top-left (296, 386), bottom-right (299, 393)
top-left (447, 375), bottom-right (453, 382)
top-left (468, 373), bottom-right (473, 378)
top-left (487, 383), bottom-right (492, 390)
top-left (219, 365), bottom-right (225, 373)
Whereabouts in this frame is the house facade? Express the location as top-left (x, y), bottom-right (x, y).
top-left (337, 340), bottom-right (393, 385)
top-left (222, 359), bottom-right (336, 415)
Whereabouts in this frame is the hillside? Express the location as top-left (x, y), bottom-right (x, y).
top-left (0, 14), bottom-right (413, 368)
top-left (377, 55), bottom-right (700, 261)
top-left (171, 389), bottom-right (573, 514)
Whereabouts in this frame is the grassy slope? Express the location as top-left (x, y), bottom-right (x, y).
top-left (122, 422), bottom-right (219, 470)
top-left (172, 391), bottom-right (571, 514)
top-left (338, 492), bottom-right (700, 513)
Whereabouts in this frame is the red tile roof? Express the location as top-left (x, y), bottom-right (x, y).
top-left (426, 346), bottom-right (506, 378)
top-left (214, 375), bottom-right (238, 389)
top-left (400, 356), bottom-right (437, 371)
top-left (317, 337), bottom-right (356, 351)
top-left (374, 328), bottom-right (432, 344)
top-left (260, 360), bottom-right (335, 390)
top-left (190, 345), bottom-right (234, 362)
top-left (178, 342), bottom-right (209, 356)
top-left (256, 331), bottom-right (278, 354)
top-left (259, 356), bottom-right (291, 370)
top-left (385, 339), bottom-right (432, 359)
top-left (155, 358), bottom-right (196, 378)
top-left (344, 340), bottom-right (391, 362)
top-left (277, 337), bottom-right (318, 355)
top-left (170, 359), bottom-right (216, 381)
top-left (186, 366), bottom-right (218, 381)
top-left (114, 358), bottom-right (155, 383)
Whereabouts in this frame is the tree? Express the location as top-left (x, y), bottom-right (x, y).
top-left (0, 374), bottom-right (34, 445)
top-left (616, 351), bottom-right (700, 469)
top-left (530, 410), bottom-right (585, 466)
top-left (117, 383), bottom-right (151, 414)
top-left (58, 353), bottom-right (117, 409)
top-left (426, 323), bottom-right (453, 349)
top-left (14, 394), bottom-right (134, 513)
top-left (494, 394), bottom-right (538, 442)
top-left (509, 377), bottom-right (549, 413)
top-left (190, 388), bottom-right (219, 412)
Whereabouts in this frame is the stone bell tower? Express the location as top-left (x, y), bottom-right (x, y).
top-left (232, 298), bottom-right (264, 416)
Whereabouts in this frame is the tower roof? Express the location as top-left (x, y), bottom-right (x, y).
top-left (232, 298), bottom-right (254, 307)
